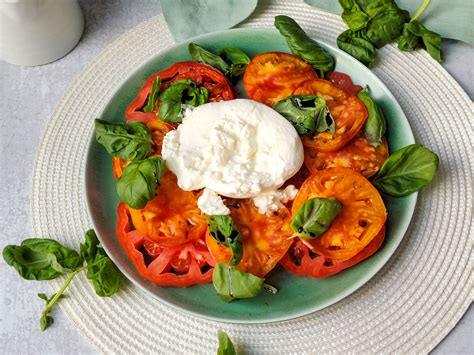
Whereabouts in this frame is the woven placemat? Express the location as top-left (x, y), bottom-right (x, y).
top-left (32, 1), bottom-right (473, 353)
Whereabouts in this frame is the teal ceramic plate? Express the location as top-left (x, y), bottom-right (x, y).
top-left (86, 28), bottom-right (416, 323)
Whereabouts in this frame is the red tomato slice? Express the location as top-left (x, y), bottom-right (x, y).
top-left (326, 71), bottom-right (363, 95)
top-left (304, 133), bottom-right (389, 178)
top-left (292, 168), bottom-right (386, 261)
top-left (243, 52), bottom-right (318, 106)
top-left (280, 226), bottom-right (385, 278)
top-left (126, 61), bottom-right (234, 123)
top-left (117, 203), bottom-right (214, 287)
top-left (129, 170), bottom-right (207, 248)
top-left (293, 79), bottom-right (368, 152)
top-left (205, 199), bottom-right (293, 278)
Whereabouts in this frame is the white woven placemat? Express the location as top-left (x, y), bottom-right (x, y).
top-left (32, 1), bottom-right (473, 353)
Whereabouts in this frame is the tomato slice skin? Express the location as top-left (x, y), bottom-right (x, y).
top-left (129, 170), bottom-right (208, 248)
top-left (280, 226), bottom-right (385, 278)
top-left (206, 199), bottom-right (293, 278)
top-left (326, 71), bottom-right (363, 95)
top-left (117, 203), bottom-right (214, 287)
top-left (243, 52), bottom-right (318, 106)
top-left (126, 61), bottom-right (234, 123)
top-left (292, 168), bottom-right (386, 261)
top-left (293, 79), bottom-right (368, 152)
top-left (304, 134), bottom-right (389, 178)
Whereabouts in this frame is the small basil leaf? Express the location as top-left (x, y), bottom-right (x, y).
top-left (216, 47), bottom-right (250, 77)
top-left (339, 0), bottom-right (370, 31)
top-left (142, 77), bottom-right (162, 113)
top-left (80, 230), bottom-right (123, 297)
top-left (372, 144), bottom-right (439, 196)
top-left (158, 79), bottom-right (209, 123)
top-left (189, 42), bottom-right (230, 74)
top-left (337, 29), bottom-right (377, 67)
top-left (212, 262), bottom-right (264, 302)
top-left (95, 119), bottom-right (152, 161)
top-left (217, 330), bottom-right (236, 355)
top-left (358, 89), bottom-right (386, 147)
top-left (291, 198), bottom-right (342, 239)
top-left (37, 293), bottom-right (48, 302)
top-left (364, 6), bottom-right (409, 48)
top-left (207, 216), bottom-right (243, 266)
top-left (274, 15), bottom-right (335, 73)
top-left (40, 314), bottom-right (54, 331)
top-left (398, 20), bottom-right (444, 63)
top-left (3, 239), bottom-right (83, 280)
top-left (273, 95), bottom-right (335, 134)
top-left (116, 156), bottom-right (166, 209)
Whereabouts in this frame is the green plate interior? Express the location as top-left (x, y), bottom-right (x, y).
top-left (86, 28), bottom-right (416, 323)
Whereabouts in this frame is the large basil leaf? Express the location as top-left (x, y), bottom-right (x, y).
top-left (95, 119), bottom-right (152, 161)
top-left (158, 79), bottom-right (209, 123)
top-left (80, 230), bottom-right (123, 297)
top-left (363, 6), bottom-right (409, 48)
top-left (217, 47), bottom-right (250, 77)
top-left (189, 42), bottom-right (230, 74)
top-left (116, 156), bottom-right (166, 209)
top-left (291, 198), bottom-right (342, 239)
top-left (3, 239), bottom-right (83, 280)
top-left (142, 77), bottom-right (161, 113)
top-left (358, 89), bottom-right (386, 147)
top-left (274, 15), bottom-right (335, 73)
top-left (273, 95), bottom-right (335, 134)
top-left (398, 20), bottom-right (444, 63)
top-left (207, 215), bottom-right (243, 266)
top-left (217, 330), bottom-right (236, 355)
top-left (339, 0), bottom-right (370, 31)
top-left (372, 144), bottom-right (439, 196)
top-left (212, 262), bottom-right (264, 302)
top-left (337, 29), bottom-right (377, 67)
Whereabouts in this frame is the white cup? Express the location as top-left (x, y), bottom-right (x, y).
top-left (0, 0), bottom-right (84, 66)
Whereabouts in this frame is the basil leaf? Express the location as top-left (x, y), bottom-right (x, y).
top-left (142, 77), bottom-right (161, 113)
top-left (189, 42), bottom-right (230, 74)
top-left (116, 156), bottom-right (166, 209)
top-left (339, 0), bottom-right (370, 31)
top-left (337, 29), bottom-right (377, 67)
top-left (212, 262), bottom-right (264, 302)
top-left (273, 95), bottom-right (335, 134)
top-left (217, 47), bottom-right (250, 77)
top-left (3, 239), bottom-right (83, 280)
top-left (358, 88), bottom-right (386, 147)
top-left (274, 15), bottom-right (335, 73)
top-left (80, 230), bottom-right (123, 297)
top-left (217, 330), bottom-right (236, 355)
top-left (95, 119), bottom-right (152, 161)
top-left (364, 6), bottom-right (409, 48)
top-left (372, 144), bottom-right (439, 196)
top-left (207, 215), bottom-right (243, 266)
top-left (398, 20), bottom-right (444, 63)
top-left (291, 198), bottom-right (342, 239)
top-left (158, 79), bottom-right (209, 123)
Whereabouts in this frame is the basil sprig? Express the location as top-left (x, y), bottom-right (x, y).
top-left (116, 156), bottom-right (166, 209)
top-left (95, 119), bottom-right (153, 161)
top-left (217, 330), bottom-right (237, 355)
top-left (212, 262), bottom-right (264, 302)
top-left (337, 29), bottom-right (376, 67)
top-left (142, 77), bottom-right (161, 113)
top-left (158, 78), bottom-right (209, 123)
top-left (274, 15), bottom-right (335, 74)
top-left (358, 88), bottom-right (386, 147)
top-left (291, 198), bottom-right (342, 239)
top-left (3, 229), bottom-right (123, 331)
top-left (207, 215), bottom-right (243, 266)
top-left (398, 20), bottom-right (443, 63)
top-left (372, 144), bottom-right (439, 196)
top-left (273, 95), bottom-right (335, 135)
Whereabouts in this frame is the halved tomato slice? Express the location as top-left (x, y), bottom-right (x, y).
top-left (292, 168), bottom-right (386, 261)
top-left (304, 133), bottom-right (389, 178)
top-left (280, 226), bottom-right (385, 278)
top-left (206, 199), bottom-right (293, 278)
top-left (293, 79), bottom-right (368, 152)
top-left (117, 203), bottom-right (214, 287)
top-left (129, 170), bottom-right (207, 248)
top-left (243, 52), bottom-right (318, 106)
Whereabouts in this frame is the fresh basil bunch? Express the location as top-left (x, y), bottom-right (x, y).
top-left (398, 20), bottom-right (443, 63)
top-left (207, 215), bottom-right (243, 266)
top-left (273, 95), bottom-right (335, 135)
top-left (337, 29), bottom-right (377, 67)
top-left (3, 229), bottom-right (123, 331)
top-left (274, 15), bottom-right (335, 74)
top-left (358, 88), bottom-right (387, 147)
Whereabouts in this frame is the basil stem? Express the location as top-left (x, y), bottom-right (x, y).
top-left (207, 215), bottom-right (243, 266)
top-left (358, 88), bottom-right (386, 147)
top-left (290, 197), bottom-right (342, 239)
top-left (142, 77), bottom-right (161, 113)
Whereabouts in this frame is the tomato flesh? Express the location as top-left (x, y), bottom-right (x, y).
top-left (326, 71), bottom-right (363, 95)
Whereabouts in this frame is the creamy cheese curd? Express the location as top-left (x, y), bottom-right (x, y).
top-left (252, 185), bottom-right (298, 215)
top-left (198, 188), bottom-right (230, 215)
top-left (162, 99), bottom-right (304, 213)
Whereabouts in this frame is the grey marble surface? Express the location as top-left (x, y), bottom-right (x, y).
top-left (0, 1), bottom-right (472, 354)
